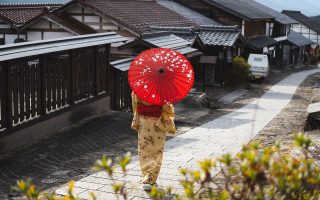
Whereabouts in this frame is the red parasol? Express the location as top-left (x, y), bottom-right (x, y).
top-left (128, 48), bottom-right (194, 105)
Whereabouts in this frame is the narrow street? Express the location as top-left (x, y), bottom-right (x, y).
top-left (0, 67), bottom-right (319, 200)
top-left (0, 0), bottom-right (319, 199)
top-left (51, 68), bottom-right (320, 199)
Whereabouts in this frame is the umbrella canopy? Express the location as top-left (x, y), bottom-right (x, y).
top-left (128, 48), bottom-right (194, 105)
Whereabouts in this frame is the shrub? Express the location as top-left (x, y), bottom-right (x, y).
top-left (227, 56), bottom-right (251, 86)
top-left (14, 134), bottom-right (320, 200)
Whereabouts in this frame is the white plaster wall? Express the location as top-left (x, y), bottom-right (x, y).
top-left (90, 25), bottom-right (100, 30)
top-left (19, 35), bottom-right (26, 40)
top-left (4, 34), bottom-right (26, 44)
top-left (102, 25), bottom-right (118, 30)
top-left (27, 31), bottom-right (42, 41)
top-left (291, 23), bottom-right (320, 44)
top-left (43, 32), bottom-right (74, 40)
top-left (266, 22), bottom-right (274, 37)
top-left (84, 15), bottom-right (100, 23)
top-left (0, 24), bottom-right (10, 29)
top-left (5, 34), bottom-right (18, 44)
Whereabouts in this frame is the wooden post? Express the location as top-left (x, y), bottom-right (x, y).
top-left (38, 55), bottom-right (47, 115)
top-left (93, 46), bottom-right (99, 96)
top-left (1, 62), bottom-right (12, 128)
top-left (109, 67), bottom-right (115, 110)
top-left (202, 64), bottom-right (206, 93)
top-left (68, 50), bottom-right (76, 104)
top-left (105, 44), bottom-right (111, 93)
top-left (0, 64), bottom-right (6, 128)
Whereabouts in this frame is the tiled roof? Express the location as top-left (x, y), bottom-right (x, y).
top-left (119, 33), bottom-right (199, 55)
top-left (64, 0), bottom-right (198, 35)
top-left (203, 0), bottom-right (274, 21)
top-left (287, 31), bottom-right (313, 47)
top-left (156, 0), bottom-right (220, 26)
top-left (0, 32), bottom-right (127, 61)
top-left (198, 26), bottom-right (241, 47)
top-left (149, 25), bottom-right (243, 46)
top-left (247, 1), bottom-right (297, 25)
top-left (246, 35), bottom-right (278, 49)
top-left (115, 33), bottom-right (200, 71)
top-left (0, 0), bottom-right (68, 4)
top-left (149, 26), bottom-right (197, 41)
top-left (143, 33), bottom-right (199, 54)
top-left (111, 57), bottom-right (134, 72)
top-left (283, 10), bottom-right (320, 34)
top-left (0, 4), bottom-right (60, 25)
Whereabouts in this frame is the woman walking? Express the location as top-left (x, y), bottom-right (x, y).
top-left (128, 48), bottom-right (194, 191)
top-left (131, 92), bottom-right (176, 190)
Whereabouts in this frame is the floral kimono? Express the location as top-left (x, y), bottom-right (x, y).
top-left (131, 92), bottom-right (176, 184)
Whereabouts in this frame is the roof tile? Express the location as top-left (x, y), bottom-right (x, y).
top-left (0, 4), bottom-right (60, 25)
top-left (77, 0), bottom-right (198, 35)
top-left (199, 30), bottom-right (241, 47)
top-left (204, 0), bottom-right (274, 21)
top-left (246, 35), bottom-right (278, 49)
top-left (287, 31), bottom-right (313, 47)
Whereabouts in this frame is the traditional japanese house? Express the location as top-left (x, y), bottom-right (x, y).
top-left (54, 0), bottom-right (202, 110)
top-left (54, 0), bottom-right (197, 38)
top-left (154, 0), bottom-right (245, 87)
top-left (0, 2), bottom-right (97, 44)
top-left (240, 1), bottom-right (294, 65)
top-left (284, 31), bottom-right (314, 64)
top-left (173, 0), bottom-right (273, 38)
top-left (0, 3), bottom-right (62, 44)
top-left (283, 10), bottom-right (320, 57)
top-left (173, 0), bottom-right (315, 66)
top-left (17, 9), bottom-right (96, 41)
top-left (194, 26), bottom-right (245, 86)
top-left (283, 10), bottom-right (320, 45)
top-left (243, 2), bottom-right (314, 66)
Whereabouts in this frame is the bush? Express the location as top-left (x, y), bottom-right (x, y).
top-left (227, 56), bottom-right (251, 87)
top-left (14, 134), bottom-right (320, 200)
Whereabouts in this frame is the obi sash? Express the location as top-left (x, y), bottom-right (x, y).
top-left (137, 103), bottom-right (162, 118)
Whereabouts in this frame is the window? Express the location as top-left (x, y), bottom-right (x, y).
top-left (254, 58), bottom-right (263, 62)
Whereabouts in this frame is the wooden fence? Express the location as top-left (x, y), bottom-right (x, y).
top-left (0, 45), bottom-right (110, 131)
top-left (110, 68), bottom-right (132, 111)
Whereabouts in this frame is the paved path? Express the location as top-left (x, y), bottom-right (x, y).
top-left (56, 69), bottom-right (320, 199)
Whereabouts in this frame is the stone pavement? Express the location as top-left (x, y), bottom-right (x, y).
top-left (55, 69), bottom-right (320, 199)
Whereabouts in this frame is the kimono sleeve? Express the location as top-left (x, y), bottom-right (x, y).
top-left (156, 104), bottom-right (176, 135)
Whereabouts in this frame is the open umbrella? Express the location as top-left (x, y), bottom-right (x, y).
top-left (128, 48), bottom-right (194, 105)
